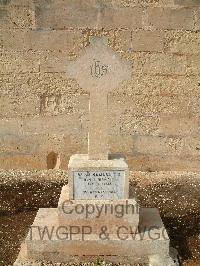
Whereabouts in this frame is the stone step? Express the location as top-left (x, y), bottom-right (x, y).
top-left (20, 207), bottom-right (169, 262)
top-left (58, 185), bottom-right (139, 233)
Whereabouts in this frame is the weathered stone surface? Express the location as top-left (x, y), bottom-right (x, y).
top-left (165, 31), bottom-right (200, 54)
top-left (0, 73), bottom-right (84, 118)
top-left (0, 134), bottom-right (63, 154)
top-left (2, 147), bottom-right (200, 171)
top-left (111, 0), bottom-right (138, 7)
top-left (0, 3), bottom-right (35, 29)
top-left (111, 114), bottom-right (159, 135)
top-left (0, 93), bottom-right (200, 166)
top-left (196, 9), bottom-right (200, 30)
top-left (135, 53), bottom-right (187, 75)
top-left (23, 115), bottom-right (82, 135)
top-left (186, 54), bottom-right (200, 75)
top-left (174, 0), bottom-right (200, 6)
top-left (118, 30), bottom-right (164, 52)
top-left (0, 153), bottom-right (46, 170)
top-left (159, 114), bottom-right (199, 137)
top-left (0, 93), bottom-right (40, 118)
top-left (146, 7), bottom-right (195, 30)
top-left (132, 135), bottom-right (200, 157)
top-left (0, 133), bottom-right (64, 169)
top-left (29, 30), bottom-right (83, 51)
top-left (0, 51), bottom-right (40, 74)
top-left (99, 7), bottom-right (143, 29)
top-left (109, 134), bottom-right (133, 154)
top-left (130, 31), bottom-right (164, 52)
top-left (1, 127), bottom-right (200, 171)
top-left (110, 93), bottom-right (199, 116)
top-left (35, 0), bottom-right (100, 29)
top-left (112, 74), bottom-right (200, 97)
top-left (0, 0), bottom-right (33, 7)
top-left (0, 29), bottom-right (83, 51)
top-left (35, 0), bottom-right (143, 30)
top-left (39, 50), bottom-right (69, 73)
top-left (1, 72), bottom-right (199, 118)
top-left (0, 29), bottom-right (29, 50)
top-left (127, 154), bottom-right (200, 172)
top-left (0, 7), bottom-right (8, 20)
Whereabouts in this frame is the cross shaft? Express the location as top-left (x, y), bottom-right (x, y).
top-left (88, 90), bottom-right (108, 160)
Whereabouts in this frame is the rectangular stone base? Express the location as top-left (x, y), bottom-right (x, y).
top-left (14, 207), bottom-right (169, 264)
top-left (58, 185), bottom-right (139, 233)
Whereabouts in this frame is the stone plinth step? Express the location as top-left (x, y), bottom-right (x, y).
top-left (14, 207), bottom-right (169, 264)
top-left (58, 185), bottom-right (139, 233)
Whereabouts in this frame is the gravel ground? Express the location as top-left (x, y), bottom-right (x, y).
top-left (0, 170), bottom-right (199, 266)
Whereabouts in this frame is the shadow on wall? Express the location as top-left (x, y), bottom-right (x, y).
top-left (46, 152), bottom-right (61, 169)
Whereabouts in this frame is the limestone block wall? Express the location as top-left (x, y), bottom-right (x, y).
top-left (0, 0), bottom-right (200, 171)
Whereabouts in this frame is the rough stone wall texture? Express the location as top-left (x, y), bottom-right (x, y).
top-left (0, 0), bottom-right (200, 171)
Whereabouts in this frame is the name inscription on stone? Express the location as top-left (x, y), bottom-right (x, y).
top-left (73, 171), bottom-right (125, 199)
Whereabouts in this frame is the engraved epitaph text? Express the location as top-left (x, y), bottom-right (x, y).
top-left (74, 171), bottom-right (125, 199)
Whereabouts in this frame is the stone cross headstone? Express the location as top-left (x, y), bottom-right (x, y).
top-left (15, 37), bottom-right (171, 266)
top-left (67, 37), bottom-right (132, 160)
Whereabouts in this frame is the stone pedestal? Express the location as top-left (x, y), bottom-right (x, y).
top-left (58, 185), bottom-right (139, 233)
top-left (14, 155), bottom-right (178, 266)
top-left (14, 207), bottom-right (170, 265)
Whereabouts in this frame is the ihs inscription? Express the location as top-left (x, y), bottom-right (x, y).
top-left (90, 59), bottom-right (108, 78)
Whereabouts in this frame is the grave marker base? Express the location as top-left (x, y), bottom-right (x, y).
top-left (14, 207), bottom-right (172, 265)
top-left (14, 154), bottom-right (178, 265)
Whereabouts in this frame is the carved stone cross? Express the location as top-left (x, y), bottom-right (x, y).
top-left (67, 37), bottom-right (132, 160)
